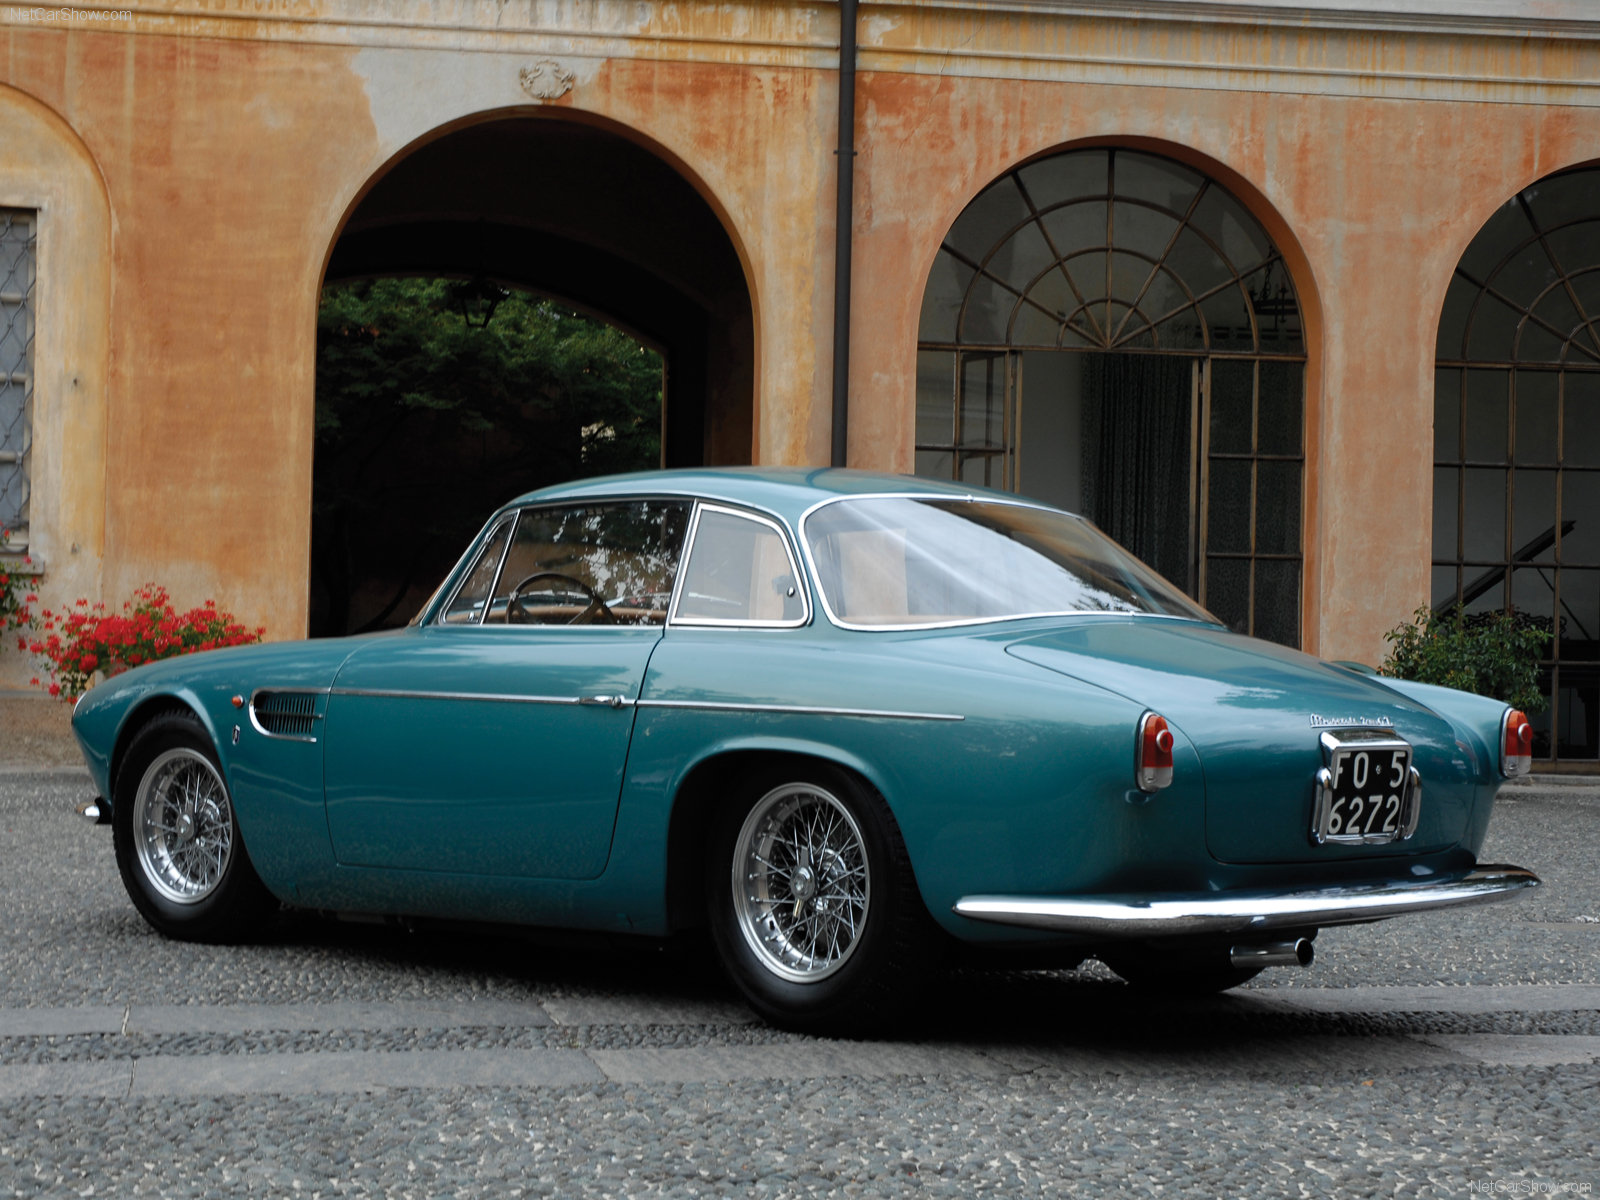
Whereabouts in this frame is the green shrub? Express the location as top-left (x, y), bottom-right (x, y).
top-left (1380, 606), bottom-right (1549, 713)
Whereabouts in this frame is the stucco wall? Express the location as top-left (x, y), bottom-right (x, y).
top-left (849, 74), bottom-right (1600, 659)
top-left (0, 82), bottom-right (111, 690)
top-left (0, 0), bottom-right (1597, 679)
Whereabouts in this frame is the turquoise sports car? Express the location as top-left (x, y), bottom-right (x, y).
top-left (70, 468), bottom-right (1539, 1031)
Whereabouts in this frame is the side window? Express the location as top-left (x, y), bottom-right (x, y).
top-left (440, 516), bottom-right (515, 624)
top-left (674, 506), bottom-right (805, 625)
top-left (485, 499), bottom-right (692, 626)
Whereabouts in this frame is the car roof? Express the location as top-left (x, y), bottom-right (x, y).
top-left (504, 467), bottom-right (1017, 526)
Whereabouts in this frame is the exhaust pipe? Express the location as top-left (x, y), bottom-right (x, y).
top-left (1230, 938), bottom-right (1314, 969)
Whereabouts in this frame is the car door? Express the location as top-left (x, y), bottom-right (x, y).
top-left (322, 497), bottom-right (692, 880)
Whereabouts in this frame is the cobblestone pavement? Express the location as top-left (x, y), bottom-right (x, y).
top-left (1, 770), bottom-right (1597, 1197)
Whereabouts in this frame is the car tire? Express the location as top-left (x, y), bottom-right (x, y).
top-left (706, 763), bottom-right (937, 1034)
top-left (112, 710), bottom-right (276, 943)
top-left (1098, 947), bottom-right (1263, 995)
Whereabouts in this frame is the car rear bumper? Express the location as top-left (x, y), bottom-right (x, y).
top-left (952, 864), bottom-right (1539, 938)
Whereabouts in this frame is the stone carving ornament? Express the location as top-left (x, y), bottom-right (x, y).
top-left (519, 59), bottom-right (575, 101)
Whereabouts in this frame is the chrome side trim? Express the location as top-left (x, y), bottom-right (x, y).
top-left (952, 865), bottom-right (1540, 938)
top-left (330, 687), bottom-right (594, 707)
top-left (325, 689), bottom-right (945, 718)
top-left (578, 694), bottom-right (636, 709)
top-left (636, 698), bottom-right (964, 722)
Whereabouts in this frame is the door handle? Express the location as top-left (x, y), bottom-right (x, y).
top-left (578, 694), bottom-right (634, 709)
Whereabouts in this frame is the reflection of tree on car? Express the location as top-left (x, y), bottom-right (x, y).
top-left (444, 501), bottom-right (689, 626)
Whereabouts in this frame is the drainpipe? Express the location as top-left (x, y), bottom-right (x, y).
top-left (830, 0), bottom-right (858, 468)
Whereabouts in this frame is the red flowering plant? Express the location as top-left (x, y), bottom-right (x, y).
top-left (13, 582), bottom-right (265, 700)
top-left (0, 528), bottom-right (35, 638)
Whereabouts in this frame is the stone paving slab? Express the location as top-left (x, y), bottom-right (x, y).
top-left (992, 1034), bottom-right (1472, 1077)
top-left (5, 984), bottom-right (1599, 1047)
top-left (125, 999), bottom-right (553, 1034)
top-left (587, 1042), bottom-right (1007, 1084)
top-left (0, 1006), bottom-right (124, 1036)
top-left (1251, 984), bottom-right (1600, 1014)
top-left (127, 1048), bottom-right (604, 1096)
top-left (2, 1031), bottom-right (1596, 1098)
top-left (541, 995), bottom-right (757, 1027)
top-left (1420, 1034), bottom-right (1600, 1066)
top-left (0, 1061), bottom-right (130, 1099)
top-left (0, 996), bottom-right (755, 1038)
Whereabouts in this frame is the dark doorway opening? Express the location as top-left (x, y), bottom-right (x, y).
top-left (314, 116), bottom-right (754, 637)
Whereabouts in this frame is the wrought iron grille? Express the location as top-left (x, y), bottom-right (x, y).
top-left (0, 210), bottom-right (35, 550)
top-left (1434, 164), bottom-right (1600, 766)
top-left (916, 148), bottom-right (1306, 646)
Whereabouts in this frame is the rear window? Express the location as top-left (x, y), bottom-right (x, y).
top-left (803, 497), bottom-right (1215, 628)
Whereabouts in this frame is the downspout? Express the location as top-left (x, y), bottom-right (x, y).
top-left (830, 0), bottom-right (858, 468)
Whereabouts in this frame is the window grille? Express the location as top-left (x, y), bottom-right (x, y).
top-left (0, 210), bottom-right (35, 552)
top-left (916, 149), bottom-right (1306, 646)
top-left (1434, 165), bottom-right (1600, 766)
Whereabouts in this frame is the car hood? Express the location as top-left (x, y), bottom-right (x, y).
top-left (1005, 619), bottom-right (1481, 864)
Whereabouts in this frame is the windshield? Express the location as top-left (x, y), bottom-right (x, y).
top-left (804, 497), bottom-right (1216, 628)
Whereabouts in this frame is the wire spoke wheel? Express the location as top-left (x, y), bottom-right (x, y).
top-left (132, 748), bottom-right (235, 905)
top-left (732, 782), bottom-right (871, 983)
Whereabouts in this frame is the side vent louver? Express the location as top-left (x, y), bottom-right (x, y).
top-left (250, 691), bottom-right (321, 741)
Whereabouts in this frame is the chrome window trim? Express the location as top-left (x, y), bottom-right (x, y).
top-left (247, 687), bottom-right (330, 743)
top-left (431, 496), bottom-right (699, 631)
top-left (796, 491), bottom-right (1222, 633)
top-left (435, 511), bottom-right (518, 627)
top-left (668, 502), bottom-right (812, 629)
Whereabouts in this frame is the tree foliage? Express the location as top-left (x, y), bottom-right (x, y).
top-left (313, 279), bottom-right (664, 635)
top-left (1379, 605), bottom-right (1550, 713)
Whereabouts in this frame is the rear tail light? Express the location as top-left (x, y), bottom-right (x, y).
top-left (1501, 708), bottom-right (1533, 778)
top-left (1136, 712), bottom-right (1175, 792)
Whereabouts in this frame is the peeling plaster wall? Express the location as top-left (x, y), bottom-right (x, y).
top-left (0, 1), bottom-right (1596, 671)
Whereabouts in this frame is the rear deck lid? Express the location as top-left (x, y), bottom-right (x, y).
top-left (1006, 619), bottom-right (1481, 863)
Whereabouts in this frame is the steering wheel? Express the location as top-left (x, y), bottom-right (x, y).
top-left (506, 572), bottom-right (618, 625)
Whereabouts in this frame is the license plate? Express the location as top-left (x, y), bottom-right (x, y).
top-left (1312, 729), bottom-right (1420, 846)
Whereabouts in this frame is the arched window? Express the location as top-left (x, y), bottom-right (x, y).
top-left (1434, 164), bottom-right (1600, 766)
top-left (917, 148), bottom-right (1306, 646)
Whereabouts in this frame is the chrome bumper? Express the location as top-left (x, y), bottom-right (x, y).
top-left (952, 865), bottom-right (1540, 938)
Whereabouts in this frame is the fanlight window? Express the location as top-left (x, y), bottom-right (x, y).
top-left (1434, 164), bottom-right (1600, 766)
top-left (919, 149), bottom-right (1303, 355)
top-left (917, 148), bottom-right (1306, 648)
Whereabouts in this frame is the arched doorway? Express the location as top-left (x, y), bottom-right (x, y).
top-left (314, 116), bottom-right (755, 636)
top-left (1433, 164), bottom-right (1600, 767)
top-left (916, 147), bottom-right (1306, 647)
